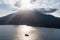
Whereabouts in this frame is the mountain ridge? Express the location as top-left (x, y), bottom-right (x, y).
top-left (0, 9), bottom-right (60, 28)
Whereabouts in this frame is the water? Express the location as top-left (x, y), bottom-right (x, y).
top-left (0, 25), bottom-right (60, 40)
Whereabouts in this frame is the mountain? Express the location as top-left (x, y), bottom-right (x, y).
top-left (0, 9), bottom-right (60, 28)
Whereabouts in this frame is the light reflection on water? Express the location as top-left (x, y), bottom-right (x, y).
top-left (15, 25), bottom-right (40, 40)
top-left (0, 25), bottom-right (60, 40)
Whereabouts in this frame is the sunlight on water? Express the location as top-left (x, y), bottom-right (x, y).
top-left (15, 25), bottom-right (40, 40)
top-left (0, 25), bottom-right (60, 40)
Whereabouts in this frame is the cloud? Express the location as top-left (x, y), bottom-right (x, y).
top-left (34, 8), bottom-right (57, 14)
top-left (0, 3), bottom-right (15, 16)
top-left (48, 1), bottom-right (60, 18)
top-left (15, 1), bottom-right (21, 7)
top-left (0, 0), bottom-right (60, 18)
top-left (0, 0), bottom-right (18, 17)
top-left (51, 10), bottom-right (60, 17)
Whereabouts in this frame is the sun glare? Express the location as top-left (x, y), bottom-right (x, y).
top-left (20, 0), bottom-right (33, 10)
top-left (16, 0), bottom-right (52, 10)
top-left (17, 25), bottom-right (34, 33)
top-left (5, 0), bottom-right (53, 10)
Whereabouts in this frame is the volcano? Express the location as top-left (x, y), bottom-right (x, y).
top-left (0, 9), bottom-right (60, 28)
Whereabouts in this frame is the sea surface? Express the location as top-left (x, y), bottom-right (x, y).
top-left (0, 25), bottom-right (60, 40)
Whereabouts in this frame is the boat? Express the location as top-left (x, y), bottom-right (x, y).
top-left (25, 34), bottom-right (29, 36)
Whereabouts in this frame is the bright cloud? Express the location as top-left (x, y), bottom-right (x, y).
top-left (0, 0), bottom-right (60, 17)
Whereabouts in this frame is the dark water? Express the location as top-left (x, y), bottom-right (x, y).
top-left (0, 25), bottom-right (60, 40)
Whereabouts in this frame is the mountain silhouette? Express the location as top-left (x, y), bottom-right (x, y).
top-left (0, 8), bottom-right (60, 28)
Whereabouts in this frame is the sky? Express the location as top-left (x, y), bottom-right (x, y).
top-left (0, 0), bottom-right (60, 17)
